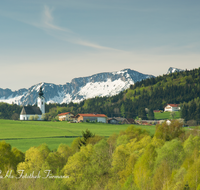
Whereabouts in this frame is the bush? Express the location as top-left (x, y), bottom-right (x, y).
top-left (34, 114), bottom-right (39, 120)
top-left (86, 119), bottom-right (90, 123)
top-left (29, 115), bottom-right (34, 121)
top-left (12, 113), bottom-right (19, 120)
top-left (186, 120), bottom-right (197, 126)
top-left (155, 120), bottom-right (185, 141)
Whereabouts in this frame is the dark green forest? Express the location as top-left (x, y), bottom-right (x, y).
top-left (0, 103), bottom-right (22, 120)
top-left (1, 67), bottom-right (200, 121)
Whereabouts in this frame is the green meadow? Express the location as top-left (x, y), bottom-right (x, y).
top-left (154, 111), bottom-right (181, 120)
top-left (0, 119), bottom-right (156, 152)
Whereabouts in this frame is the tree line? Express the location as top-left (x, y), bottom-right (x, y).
top-left (181, 97), bottom-right (200, 124)
top-left (0, 103), bottom-right (21, 120)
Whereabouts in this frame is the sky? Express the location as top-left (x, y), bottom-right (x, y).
top-left (0, 0), bottom-right (200, 90)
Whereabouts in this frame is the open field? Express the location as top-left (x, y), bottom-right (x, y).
top-left (5, 138), bottom-right (76, 152)
top-left (154, 111), bottom-right (181, 120)
top-left (0, 119), bottom-right (156, 152)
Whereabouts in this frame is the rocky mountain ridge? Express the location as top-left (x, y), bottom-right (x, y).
top-left (166, 67), bottom-right (184, 74)
top-left (0, 67), bottom-right (183, 105)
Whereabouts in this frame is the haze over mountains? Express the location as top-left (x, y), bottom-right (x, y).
top-left (0, 67), bottom-right (183, 105)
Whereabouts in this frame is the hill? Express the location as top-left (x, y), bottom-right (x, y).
top-left (45, 67), bottom-right (200, 121)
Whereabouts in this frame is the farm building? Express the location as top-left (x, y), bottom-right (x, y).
top-left (76, 113), bottom-right (107, 123)
top-left (58, 112), bottom-right (74, 121)
top-left (108, 117), bottom-right (134, 124)
top-left (164, 104), bottom-right (180, 112)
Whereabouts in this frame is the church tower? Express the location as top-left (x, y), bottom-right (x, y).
top-left (37, 86), bottom-right (45, 114)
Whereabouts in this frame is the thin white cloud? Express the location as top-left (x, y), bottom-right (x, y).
top-left (40, 5), bottom-right (121, 51)
top-left (70, 39), bottom-right (121, 51)
top-left (42, 6), bottom-right (70, 32)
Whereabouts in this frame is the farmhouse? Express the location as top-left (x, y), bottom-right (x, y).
top-left (70, 115), bottom-right (79, 122)
top-left (20, 86), bottom-right (45, 120)
top-left (76, 113), bottom-right (107, 123)
top-left (58, 112), bottom-right (74, 121)
top-left (108, 117), bottom-right (134, 124)
top-left (164, 104), bottom-right (180, 112)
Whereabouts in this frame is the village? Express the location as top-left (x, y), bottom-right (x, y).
top-left (57, 103), bottom-right (180, 125)
top-left (19, 86), bottom-right (181, 125)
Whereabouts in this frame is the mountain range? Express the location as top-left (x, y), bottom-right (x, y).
top-left (0, 67), bottom-right (183, 105)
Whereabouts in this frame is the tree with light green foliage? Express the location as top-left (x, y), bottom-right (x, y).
top-left (34, 114), bottom-right (39, 120)
top-left (184, 135), bottom-right (200, 156)
top-left (153, 160), bottom-right (171, 190)
top-left (117, 135), bottom-right (129, 146)
top-left (134, 144), bottom-right (157, 190)
top-left (62, 144), bottom-right (93, 189)
top-left (111, 144), bottom-right (130, 175)
top-left (81, 139), bottom-right (111, 189)
top-left (154, 120), bottom-right (185, 141)
top-left (29, 115), bottom-right (34, 120)
top-left (17, 145), bottom-right (49, 174)
top-left (184, 153), bottom-right (200, 190)
top-left (11, 147), bottom-right (25, 171)
top-left (41, 113), bottom-right (47, 120)
top-left (0, 141), bottom-right (15, 174)
top-left (43, 151), bottom-right (63, 174)
top-left (155, 139), bottom-right (185, 171)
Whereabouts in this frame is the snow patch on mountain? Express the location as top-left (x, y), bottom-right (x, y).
top-left (46, 91), bottom-right (65, 104)
top-left (166, 67), bottom-right (184, 74)
top-left (0, 94), bottom-right (24, 104)
top-left (61, 94), bottom-right (72, 104)
top-left (78, 78), bottom-right (133, 100)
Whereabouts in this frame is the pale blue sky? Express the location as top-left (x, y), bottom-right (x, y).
top-left (0, 0), bottom-right (200, 90)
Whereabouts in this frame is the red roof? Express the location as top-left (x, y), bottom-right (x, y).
top-left (78, 113), bottom-right (107, 118)
top-left (167, 104), bottom-right (180, 107)
top-left (58, 112), bottom-right (71, 116)
top-left (153, 110), bottom-right (161, 112)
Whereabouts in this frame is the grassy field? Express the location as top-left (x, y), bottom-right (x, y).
top-left (0, 120), bottom-right (156, 152)
top-left (154, 111), bottom-right (181, 120)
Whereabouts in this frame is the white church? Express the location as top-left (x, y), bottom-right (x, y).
top-left (20, 87), bottom-right (45, 120)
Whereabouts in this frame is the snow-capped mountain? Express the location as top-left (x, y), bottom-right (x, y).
top-left (166, 67), bottom-right (184, 74)
top-left (0, 69), bottom-right (154, 105)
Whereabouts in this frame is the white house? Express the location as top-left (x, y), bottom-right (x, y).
top-left (20, 86), bottom-right (45, 120)
top-left (164, 104), bottom-right (180, 112)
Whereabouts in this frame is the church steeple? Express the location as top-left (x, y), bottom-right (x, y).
top-left (38, 87), bottom-right (44, 97)
top-left (37, 85), bottom-right (45, 114)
